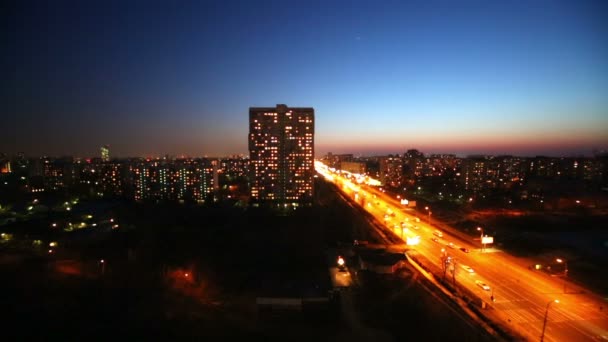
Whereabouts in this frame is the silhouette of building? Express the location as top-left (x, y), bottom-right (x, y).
top-left (249, 104), bottom-right (314, 208)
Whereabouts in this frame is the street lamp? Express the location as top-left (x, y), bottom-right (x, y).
top-left (425, 206), bottom-right (431, 224)
top-left (337, 256), bottom-right (345, 268)
top-left (556, 258), bottom-right (568, 293)
top-left (477, 227), bottom-right (484, 252)
top-left (540, 299), bottom-right (559, 342)
top-left (100, 259), bottom-right (106, 276)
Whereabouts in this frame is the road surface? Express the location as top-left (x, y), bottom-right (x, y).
top-left (316, 161), bottom-right (608, 342)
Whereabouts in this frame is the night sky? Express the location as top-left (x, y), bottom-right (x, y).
top-left (3, 0), bottom-right (607, 157)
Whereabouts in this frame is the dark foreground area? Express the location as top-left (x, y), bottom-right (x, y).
top-left (2, 180), bottom-right (493, 340)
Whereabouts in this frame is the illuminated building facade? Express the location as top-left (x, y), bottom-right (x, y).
top-left (249, 104), bottom-right (314, 208)
top-left (130, 158), bottom-right (214, 203)
top-left (101, 145), bottom-right (110, 162)
top-left (42, 157), bottom-right (75, 190)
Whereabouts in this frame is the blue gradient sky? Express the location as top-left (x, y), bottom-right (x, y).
top-left (2, 0), bottom-right (607, 157)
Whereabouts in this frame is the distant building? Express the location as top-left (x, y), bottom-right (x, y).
top-left (0, 159), bottom-right (10, 174)
top-left (379, 155), bottom-right (403, 186)
top-left (358, 249), bottom-right (407, 274)
top-left (341, 161), bottom-right (366, 174)
top-left (325, 153), bottom-right (354, 169)
top-left (249, 104), bottom-right (314, 208)
top-left (100, 145), bottom-right (110, 162)
top-left (42, 157), bottom-right (75, 191)
top-left (129, 158), bottom-right (214, 203)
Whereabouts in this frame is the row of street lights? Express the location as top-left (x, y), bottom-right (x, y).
top-left (338, 170), bottom-right (569, 341)
top-left (356, 173), bottom-right (570, 342)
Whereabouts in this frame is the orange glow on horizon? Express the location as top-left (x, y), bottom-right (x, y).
top-left (318, 135), bottom-right (607, 156)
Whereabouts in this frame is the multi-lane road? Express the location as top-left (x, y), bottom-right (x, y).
top-left (316, 161), bottom-right (608, 341)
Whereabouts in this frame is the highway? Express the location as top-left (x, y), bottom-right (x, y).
top-left (316, 161), bottom-right (608, 342)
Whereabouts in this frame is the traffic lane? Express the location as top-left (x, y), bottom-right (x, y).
top-left (455, 238), bottom-right (604, 340)
top-left (327, 174), bottom-right (606, 340)
top-left (353, 183), bottom-right (602, 340)
top-left (478, 250), bottom-right (607, 327)
top-left (350, 181), bottom-right (573, 340)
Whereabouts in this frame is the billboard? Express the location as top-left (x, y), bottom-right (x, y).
top-left (481, 236), bottom-right (494, 244)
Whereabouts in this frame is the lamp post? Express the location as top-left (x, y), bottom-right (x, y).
top-left (556, 258), bottom-right (568, 293)
top-left (477, 227), bottom-right (484, 252)
top-left (451, 258), bottom-right (457, 286)
top-left (425, 206), bottom-right (431, 225)
top-left (100, 259), bottom-right (105, 276)
top-left (441, 249), bottom-right (448, 281)
top-left (540, 299), bottom-right (559, 342)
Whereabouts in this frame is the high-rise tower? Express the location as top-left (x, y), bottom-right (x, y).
top-left (100, 145), bottom-right (110, 162)
top-left (249, 104), bottom-right (314, 208)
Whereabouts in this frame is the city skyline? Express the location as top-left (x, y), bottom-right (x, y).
top-left (3, 1), bottom-right (608, 157)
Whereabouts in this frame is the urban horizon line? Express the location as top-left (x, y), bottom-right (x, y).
top-left (4, 148), bottom-right (607, 160)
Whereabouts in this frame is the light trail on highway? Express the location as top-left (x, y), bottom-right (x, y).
top-left (316, 160), bottom-right (608, 342)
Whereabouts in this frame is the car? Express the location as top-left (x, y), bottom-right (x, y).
top-left (447, 242), bottom-right (456, 249)
top-left (476, 280), bottom-right (491, 291)
top-left (461, 265), bottom-right (475, 273)
top-left (460, 247), bottom-right (470, 253)
top-left (431, 237), bottom-right (439, 243)
top-left (413, 225), bottom-right (419, 230)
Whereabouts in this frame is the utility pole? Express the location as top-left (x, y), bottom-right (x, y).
top-left (556, 258), bottom-right (568, 293)
top-left (452, 259), bottom-right (457, 286)
top-left (477, 227), bottom-right (484, 253)
top-left (441, 248), bottom-right (448, 281)
top-left (541, 299), bottom-right (559, 342)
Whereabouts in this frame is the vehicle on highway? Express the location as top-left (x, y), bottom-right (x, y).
top-left (461, 265), bottom-right (475, 273)
top-left (413, 225), bottom-right (419, 230)
top-left (431, 237), bottom-right (439, 243)
top-left (475, 280), bottom-right (490, 291)
top-left (447, 242), bottom-right (456, 249)
top-left (460, 247), bottom-right (470, 253)
top-left (433, 230), bottom-right (443, 238)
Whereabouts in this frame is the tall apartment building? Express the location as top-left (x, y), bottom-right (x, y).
top-left (100, 145), bottom-right (110, 162)
top-left (249, 104), bottom-right (314, 208)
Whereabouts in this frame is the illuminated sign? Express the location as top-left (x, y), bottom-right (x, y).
top-left (481, 236), bottom-right (494, 244)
